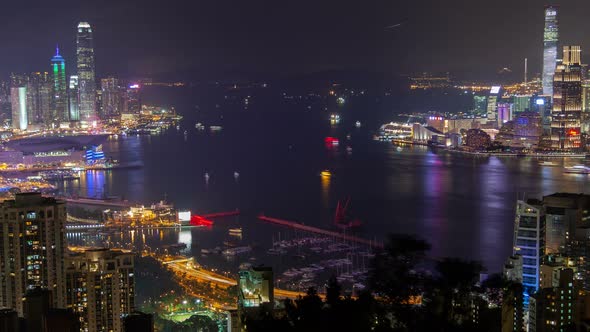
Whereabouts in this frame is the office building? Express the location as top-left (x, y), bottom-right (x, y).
top-left (487, 86), bottom-right (501, 125)
top-left (100, 77), bottom-right (121, 118)
top-left (542, 6), bottom-right (559, 96)
top-left (50, 46), bottom-right (68, 123)
top-left (497, 103), bottom-right (513, 126)
top-left (551, 46), bottom-right (583, 150)
top-left (76, 22), bottom-right (97, 123)
top-left (66, 248), bottom-right (135, 332)
top-left (27, 72), bottom-right (51, 126)
top-left (473, 95), bottom-right (487, 114)
top-left (513, 95), bottom-right (532, 114)
top-left (11, 87), bottom-right (27, 131)
top-left (68, 75), bottom-right (79, 121)
top-left (512, 199), bottom-right (545, 306)
top-left (0, 193), bottom-right (67, 316)
top-left (125, 84), bottom-right (141, 114)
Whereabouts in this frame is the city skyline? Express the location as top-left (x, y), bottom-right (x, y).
top-left (3, 1), bottom-right (590, 80)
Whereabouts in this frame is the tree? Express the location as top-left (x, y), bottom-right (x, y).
top-left (325, 275), bottom-right (342, 307)
top-left (369, 234), bottom-right (431, 331)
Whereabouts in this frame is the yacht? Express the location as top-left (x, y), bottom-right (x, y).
top-left (564, 165), bottom-right (590, 174)
top-left (355, 121), bottom-right (361, 128)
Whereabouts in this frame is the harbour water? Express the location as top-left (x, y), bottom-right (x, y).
top-left (60, 88), bottom-right (590, 275)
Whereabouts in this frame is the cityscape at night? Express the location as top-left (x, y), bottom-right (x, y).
top-left (5, 1), bottom-right (590, 332)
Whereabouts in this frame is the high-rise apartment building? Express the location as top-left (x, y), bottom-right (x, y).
top-left (0, 193), bottom-right (67, 316)
top-left (542, 6), bottom-right (559, 96)
top-left (551, 46), bottom-right (582, 150)
top-left (530, 268), bottom-right (575, 332)
top-left (487, 86), bottom-right (501, 125)
top-left (51, 47), bottom-right (68, 124)
top-left (66, 248), bottom-right (135, 332)
top-left (10, 87), bottom-right (27, 131)
top-left (76, 22), bottom-right (97, 123)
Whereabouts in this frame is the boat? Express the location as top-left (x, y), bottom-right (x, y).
top-left (210, 125), bottom-right (223, 132)
top-left (539, 161), bottom-right (558, 167)
top-left (325, 137), bottom-right (339, 146)
top-left (204, 172), bottom-right (210, 182)
top-left (176, 125), bottom-right (180, 130)
top-left (234, 171), bottom-right (240, 180)
top-left (355, 121), bottom-right (361, 128)
top-left (196, 122), bottom-right (205, 130)
top-left (333, 198), bottom-right (363, 230)
top-left (229, 227), bottom-right (242, 235)
top-left (320, 170), bottom-right (331, 177)
top-left (222, 246), bottom-right (252, 256)
top-left (564, 165), bottom-right (590, 174)
top-left (346, 146), bottom-right (353, 153)
top-left (183, 130), bottom-right (188, 135)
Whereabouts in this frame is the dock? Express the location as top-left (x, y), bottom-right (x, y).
top-left (258, 214), bottom-right (383, 248)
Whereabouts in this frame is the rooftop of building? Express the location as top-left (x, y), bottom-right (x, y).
top-left (1, 192), bottom-right (64, 208)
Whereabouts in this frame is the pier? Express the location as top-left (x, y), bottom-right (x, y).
top-left (62, 197), bottom-right (134, 208)
top-left (258, 214), bottom-right (383, 248)
top-left (201, 210), bottom-right (240, 219)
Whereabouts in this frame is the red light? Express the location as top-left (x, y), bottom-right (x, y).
top-left (324, 137), bottom-right (339, 146)
top-left (190, 215), bottom-right (213, 226)
top-left (567, 129), bottom-right (580, 136)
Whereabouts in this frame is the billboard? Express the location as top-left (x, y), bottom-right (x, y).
top-left (178, 211), bottom-right (191, 222)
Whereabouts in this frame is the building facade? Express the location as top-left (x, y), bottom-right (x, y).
top-left (68, 75), bottom-right (79, 121)
top-left (100, 78), bottom-right (121, 118)
top-left (51, 47), bottom-right (68, 124)
top-left (542, 6), bottom-right (559, 97)
top-left (0, 193), bottom-right (67, 316)
top-left (513, 199), bottom-right (546, 307)
top-left (11, 87), bottom-right (27, 131)
top-left (551, 46), bottom-right (582, 150)
top-left (66, 248), bottom-right (135, 332)
top-left (76, 22), bottom-right (97, 123)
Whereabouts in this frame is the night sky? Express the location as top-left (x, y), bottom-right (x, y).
top-left (1, 0), bottom-right (590, 80)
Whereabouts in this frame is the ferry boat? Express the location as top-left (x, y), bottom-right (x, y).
top-left (564, 165), bottom-right (590, 174)
top-left (320, 170), bottom-right (331, 177)
top-left (539, 161), bottom-right (558, 167)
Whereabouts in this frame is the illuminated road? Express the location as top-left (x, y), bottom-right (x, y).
top-left (161, 256), bottom-right (322, 300)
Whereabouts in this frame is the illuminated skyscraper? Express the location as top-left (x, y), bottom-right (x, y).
top-left (512, 199), bottom-right (545, 308)
top-left (542, 6), bottom-right (558, 96)
top-left (10, 87), bottom-right (27, 130)
top-left (76, 22), bottom-right (96, 123)
top-left (27, 72), bottom-right (51, 126)
top-left (551, 46), bottom-right (582, 150)
top-left (100, 77), bottom-right (121, 118)
top-left (51, 47), bottom-right (68, 123)
top-left (0, 193), bottom-right (67, 316)
top-left (68, 75), bottom-right (79, 121)
top-left (126, 84), bottom-right (141, 114)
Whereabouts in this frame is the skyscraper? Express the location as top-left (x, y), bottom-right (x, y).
top-left (512, 199), bottom-right (546, 307)
top-left (551, 46), bottom-right (582, 150)
top-left (25, 72), bottom-right (51, 126)
top-left (542, 6), bottom-right (559, 97)
top-left (68, 75), bottom-right (79, 121)
top-left (66, 248), bottom-right (135, 332)
top-left (0, 193), bottom-right (67, 316)
top-left (51, 46), bottom-right (68, 124)
top-left (76, 22), bottom-right (96, 123)
top-left (10, 87), bottom-right (27, 131)
top-left (100, 77), bottom-right (121, 118)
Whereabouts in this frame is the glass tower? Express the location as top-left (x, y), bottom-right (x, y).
top-left (551, 46), bottom-right (582, 150)
top-left (68, 75), bottom-right (79, 121)
top-left (76, 22), bottom-right (96, 123)
top-left (512, 199), bottom-right (545, 308)
top-left (51, 46), bottom-right (68, 123)
top-left (542, 6), bottom-right (559, 97)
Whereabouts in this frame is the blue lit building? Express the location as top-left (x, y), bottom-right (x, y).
top-left (512, 199), bottom-right (545, 307)
top-left (50, 46), bottom-right (68, 123)
top-left (85, 145), bottom-right (105, 165)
